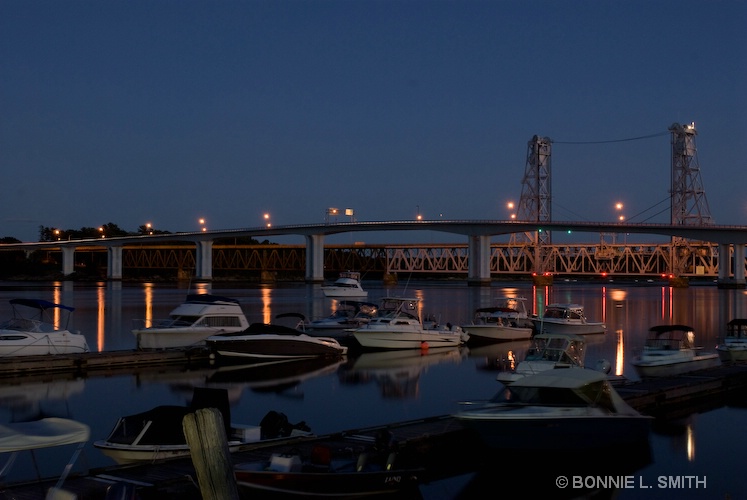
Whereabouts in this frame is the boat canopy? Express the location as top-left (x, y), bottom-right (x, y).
top-left (645, 325), bottom-right (695, 349)
top-left (0, 418), bottom-right (89, 453)
top-left (9, 299), bottom-right (75, 313)
top-left (185, 294), bottom-right (240, 305)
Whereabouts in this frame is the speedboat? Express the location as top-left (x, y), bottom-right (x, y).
top-left (206, 321), bottom-right (348, 360)
top-left (351, 297), bottom-right (467, 350)
top-left (532, 303), bottom-right (606, 335)
top-left (321, 271), bottom-right (368, 298)
top-left (716, 318), bottom-right (747, 363)
top-left (0, 298), bottom-right (89, 357)
top-left (631, 324), bottom-right (721, 378)
top-left (132, 294), bottom-right (250, 349)
top-left (495, 333), bottom-right (586, 384)
top-left (305, 300), bottom-right (379, 338)
top-left (94, 388), bottom-right (311, 464)
top-left (455, 368), bottom-right (652, 450)
top-left (461, 297), bottom-right (534, 343)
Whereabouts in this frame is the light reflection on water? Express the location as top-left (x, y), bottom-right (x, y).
top-left (0, 280), bottom-right (745, 498)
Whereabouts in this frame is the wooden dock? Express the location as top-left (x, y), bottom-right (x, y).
top-left (2, 360), bottom-right (747, 499)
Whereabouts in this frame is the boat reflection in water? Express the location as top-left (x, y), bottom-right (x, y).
top-left (465, 340), bottom-right (532, 373)
top-left (340, 347), bottom-right (464, 399)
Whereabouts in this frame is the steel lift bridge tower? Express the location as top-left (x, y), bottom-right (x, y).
top-left (512, 122), bottom-right (714, 276)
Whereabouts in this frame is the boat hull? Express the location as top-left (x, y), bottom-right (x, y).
top-left (456, 408), bottom-right (650, 450)
top-left (207, 335), bottom-right (347, 359)
top-left (94, 439), bottom-right (251, 465)
top-left (352, 330), bottom-right (463, 350)
top-left (321, 288), bottom-right (368, 299)
top-left (632, 354), bottom-right (721, 378)
top-left (133, 327), bottom-right (232, 350)
top-left (0, 332), bottom-right (89, 357)
top-left (717, 345), bottom-right (747, 363)
top-left (532, 320), bottom-right (606, 336)
top-left (461, 324), bottom-right (533, 343)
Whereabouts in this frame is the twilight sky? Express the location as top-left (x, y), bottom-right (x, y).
top-left (2, 0), bottom-right (746, 244)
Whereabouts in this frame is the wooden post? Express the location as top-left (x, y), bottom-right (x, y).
top-left (183, 407), bottom-right (240, 500)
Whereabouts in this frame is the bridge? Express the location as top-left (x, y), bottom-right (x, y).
top-left (1, 219), bottom-right (745, 287)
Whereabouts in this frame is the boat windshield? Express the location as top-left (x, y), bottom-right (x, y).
top-left (492, 380), bottom-right (617, 412)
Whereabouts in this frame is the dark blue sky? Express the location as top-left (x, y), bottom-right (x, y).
top-left (2, 0), bottom-right (745, 243)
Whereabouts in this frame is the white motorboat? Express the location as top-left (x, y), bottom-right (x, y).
top-left (455, 368), bottom-right (652, 450)
top-left (132, 294), bottom-right (250, 349)
top-left (305, 300), bottom-right (379, 338)
top-left (632, 324), bottom-right (721, 378)
top-left (716, 318), bottom-right (747, 363)
top-left (351, 297), bottom-right (468, 350)
top-left (94, 388), bottom-right (311, 464)
top-left (206, 321), bottom-right (348, 360)
top-left (495, 333), bottom-right (586, 384)
top-left (532, 303), bottom-right (606, 336)
top-left (321, 272), bottom-right (368, 298)
top-left (461, 297), bottom-right (534, 343)
top-left (0, 298), bottom-right (90, 357)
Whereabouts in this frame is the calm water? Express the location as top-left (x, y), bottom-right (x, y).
top-left (0, 279), bottom-right (745, 499)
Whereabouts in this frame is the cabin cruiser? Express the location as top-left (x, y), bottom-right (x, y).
top-left (455, 368), bottom-right (652, 450)
top-left (631, 324), bottom-right (720, 378)
top-left (132, 294), bottom-right (250, 349)
top-left (305, 300), bottom-right (379, 338)
top-left (532, 303), bottom-right (606, 336)
top-left (351, 297), bottom-right (467, 350)
top-left (0, 298), bottom-right (89, 357)
top-left (461, 297), bottom-right (534, 343)
top-left (495, 333), bottom-right (586, 384)
top-left (321, 272), bottom-right (368, 298)
top-left (716, 318), bottom-right (747, 363)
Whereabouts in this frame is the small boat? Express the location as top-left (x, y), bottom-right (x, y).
top-left (0, 416), bottom-right (90, 498)
top-left (321, 271), bottom-right (368, 298)
top-left (495, 333), bottom-right (586, 384)
top-left (631, 324), bottom-right (721, 378)
top-left (305, 300), bottom-right (379, 338)
top-left (351, 297), bottom-right (467, 350)
top-left (0, 298), bottom-right (89, 357)
top-left (234, 434), bottom-right (424, 497)
top-left (716, 318), bottom-right (747, 363)
top-left (461, 297), bottom-right (534, 343)
top-left (94, 388), bottom-right (311, 464)
top-left (532, 303), bottom-right (606, 336)
top-left (206, 320), bottom-right (348, 360)
top-left (455, 368), bottom-right (652, 450)
top-left (132, 294), bottom-right (250, 349)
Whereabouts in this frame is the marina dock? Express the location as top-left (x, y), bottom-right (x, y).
top-left (2, 354), bottom-right (747, 499)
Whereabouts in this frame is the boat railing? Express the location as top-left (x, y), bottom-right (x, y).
top-left (132, 318), bottom-right (196, 329)
top-left (0, 318), bottom-right (47, 333)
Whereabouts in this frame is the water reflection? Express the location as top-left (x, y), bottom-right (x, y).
top-left (465, 340), bottom-right (531, 373)
top-left (340, 348), bottom-right (464, 399)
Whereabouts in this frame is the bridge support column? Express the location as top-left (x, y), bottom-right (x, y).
top-left (195, 240), bottom-right (213, 281)
top-left (717, 243), bottom-right (746, 289)
top-left (61, 247), bottom-right (75, 276)
top-left (467, 235), bottom-right (491, 286)
top-left (305, 234), bottom-right (325, 283)
top-left (107, 246), bottom-right (123, 280)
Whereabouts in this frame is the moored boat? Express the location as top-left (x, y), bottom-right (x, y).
top-left (531, 303), bottom-right (606, 336)
top-left (321, 271), bottom-right (368, 298)
top-left (0, 299), bottom-right (89, 357)
top-left (495, 333), bottom-right (587, 384)
top-left (461, 297), bottom-right (534, 344)
top-left (455, 368), bottom-right (652, 450)
top-left (631, 324), bottom-right (721, 378)
top-left (132, 294), bottom-right (250, 349)
top-left (351, 297), bottom-right (467, 350)
top-left (206, 321), bottom-right (348, 360)
top-left (716, 318), bottom-right (747, 363)
top-left (305, 300), bottom-right (379, 338)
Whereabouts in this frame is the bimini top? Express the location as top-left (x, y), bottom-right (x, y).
top-left (0, 417), bottom-right (90, 452)
top-left (9, 298), bottom-right (75, 313)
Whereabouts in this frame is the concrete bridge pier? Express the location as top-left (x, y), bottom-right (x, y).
top-left (717, 243), bottom-right (746, 289)
top-left (467, 235), bottom-right (491, 286)
top-left (107, 246), bottom-right (123, 280)
top-left (61, 247), bottom-right (75, 276)
top-left (305, 234), bottom-right (325, 283)
top-left (195, 240), bottom-right (213, 281)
